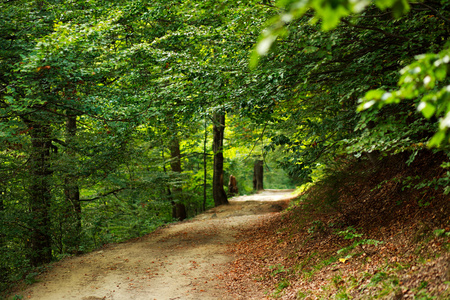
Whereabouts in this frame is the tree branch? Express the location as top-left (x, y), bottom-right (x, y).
top-left (79, 188), bottom-right (126, 202)
top-left (244, 122), bottom-right (268, 161)
top-left (411, 2), bottom-right (450, 25)
top-left (341, 19), bottom-right (410, 41)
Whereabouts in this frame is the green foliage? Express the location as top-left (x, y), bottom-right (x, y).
top-left (308, 220), bottom-right (326, 234)
top-left (1, 0), bottom-right (449, 296)
top-left (251, 0), bottom-right (412, 67)
top-left (273, 278), bottom-right (290, 297)
top-left (337, 226), bottom-right (363, 240)
top-left (370, 271), bottom-right (388, 285)
top-left (267, 264), bottom-right (291, 297)
top-left (359, 44), bottom-right (450, 147)
top-left (0, 1), bottom-right (227, 294)
top-left (434, 228), bottom-right (450, 237)
top-left (336, 227), bottom-right (383, 258)
top-left (254, 1), bottom-right (445, 183)
top-left (269, 264), bottom-right (288, 276)
top-left (248, 0), bottom-right (450, 193)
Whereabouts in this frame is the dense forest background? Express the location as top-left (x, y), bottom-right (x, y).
top-left (1, 0), bottom-right (449, 295)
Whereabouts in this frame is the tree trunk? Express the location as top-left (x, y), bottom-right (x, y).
top-left (203, 117), bottom-right (207, 211)
top-left (212, 112), bottom-right (228, 206)
top-left (28, 122), bottom-right (53, 266)
top-left (253, 159), bottom-right (264, 191)
top-left (0, 189), bottom-right (7, 284)
top-left (64, 115), bottom-right (81, 253)
top-left (170, 137), bottom-right (186, 221)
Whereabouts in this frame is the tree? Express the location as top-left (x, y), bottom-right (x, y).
top-left (359, 44), bottom-right (450, 147)
top-left (242, 1), bottom-right (448, 185)
top-left (1, 0), bottom-right (57, 269)
top-left (25, 120), bottom-right (53, 266)
top-left (0, 0), bottom-right (173, 277)
top-left (63, 115), bottom-right (81, 253)
top-left (169, 136), bottom-right (187, 221)
top-left (212, 111), bottom-right (228, 206)
top-left (253, 159), bottom-right (264, 191)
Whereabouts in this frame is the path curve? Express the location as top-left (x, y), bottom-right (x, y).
top-left (16, 189), bottom-right (296, 300)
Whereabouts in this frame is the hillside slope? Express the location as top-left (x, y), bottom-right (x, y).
top-left (224, 152), bottom-right (450, 299)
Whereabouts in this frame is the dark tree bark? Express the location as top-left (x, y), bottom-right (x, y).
top-left (212, 112), bottom-right (228, 206)
top-left (203, 117), bottom-right (207, 211)
top-left (0, 189), bottom-right (6, 284)
top-left (64, 115), bottom-right (81, 253)
top-left (170, 137), bottom-right (186, 221)
top-left (27, 122), bottom-right (53, 266)
top-left (253, 159), bottom-right (264, 191)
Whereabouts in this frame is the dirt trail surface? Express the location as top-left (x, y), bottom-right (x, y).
top-left (18, 189), bottom-right (296, 300)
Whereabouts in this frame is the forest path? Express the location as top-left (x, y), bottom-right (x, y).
top-left (19, 189), bottom-right (297, 300)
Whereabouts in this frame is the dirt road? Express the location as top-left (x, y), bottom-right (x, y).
top-left (16, 189), bottom-right (296, 300)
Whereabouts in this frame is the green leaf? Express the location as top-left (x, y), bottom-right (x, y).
top-left (428, 130), bottom-right (446, 147)
top-left (365, 89), bottom-right (385, 100)
top-left (435, 65), bottom-right (447, 81)
top-left (417, 101), bottom-right (436, 119)
top-left (4, 96), bottom-right (14, 104)
top-left (256, 34), bottom-right (277, 56)
top-left (434, 229), bottom-right (446, 237)
top-left (358, 100), bottom-right (376, 111)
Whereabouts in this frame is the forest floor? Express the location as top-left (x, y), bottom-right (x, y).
top-left (13, 190), bottom-right (296, 300)
top-left (221, 153), bottom-right (450, 299)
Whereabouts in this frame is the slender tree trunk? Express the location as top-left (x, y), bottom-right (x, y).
top-left (170, 137), bottom-right (186, 221)
top-left (212, 112), bottom-right (228, 206)
top-left (203, 117), bottom-right (207, 211)
top-left (28, 122), bottom-right (53, 266)
top-left (64, 115), bottom-right (81, 253)
top-left (161, 147), bottom-right (172, 200)
top-left (253, 159), bottom-right (264, 191)
top-left (0, 189), bottom-right (7, 283)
